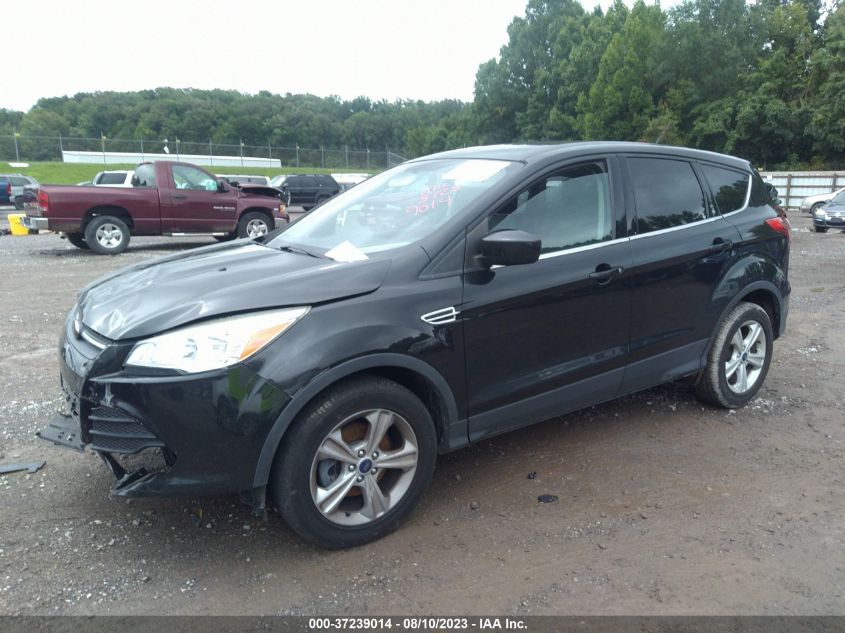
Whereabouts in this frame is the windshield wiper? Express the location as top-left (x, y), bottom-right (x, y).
top-left (278, 244), bottom-right (323, 258)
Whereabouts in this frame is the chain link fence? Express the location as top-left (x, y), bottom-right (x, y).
top-left (0, 134), bottom-right (406, 171)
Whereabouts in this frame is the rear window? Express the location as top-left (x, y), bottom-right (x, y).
top-left (98, 172), bottom-right (127, 185)
top-left (628, 157), bottom-right (706, 234)
top-left (701, 164), bottom-right (749, 214)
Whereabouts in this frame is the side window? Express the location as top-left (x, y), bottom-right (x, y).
top-left (172, 165), bottom-right (217, 191)
top-left (628, 158), bottom-right (706, 234)
top-left (701, 164), bottom-right (749, 214)
top-left (133, 164), bottom-right (157, 188)
top-left (301, 177), bottom-right (318, 188)
top-left (490, 161), bottom-right (613, 254)
top-left (9, 176), bottom-right (27, 186)
top-left (749, 173), bottom-right (773, 206)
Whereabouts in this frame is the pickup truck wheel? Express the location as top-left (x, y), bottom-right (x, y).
top-left (85, 216), bottom-right (130, 254)
top-left (271, 376), bottom-right (437, 549)
top-left (66, 233), bottom-right (89, 250)
top-left (695, 302), bottom-right (773, 409)
top-left (237, 211), bottom-right (272, 239)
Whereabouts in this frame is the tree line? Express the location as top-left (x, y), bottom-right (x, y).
top-left (1, 0), bottom-right (843, 169)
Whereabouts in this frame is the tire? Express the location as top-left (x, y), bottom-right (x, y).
top-left (815, 226), bottom-right (828, 233)
top-left (66, 233), bottom-right (89, 250)
top-left (236, 211), bottom-right (272, 239)
top-left (695, 302), bottom-right (773, 409)
top-left (84, 215), bottom-right (130, 255)
top-left (14, 196), bottom-right (24, 210)
top-left (271, 376), bottom-right (437, 549)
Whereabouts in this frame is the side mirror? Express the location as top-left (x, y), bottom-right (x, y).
top-left (217, 179), bottom-right (229, 192)
top-left (479, 229), bottom-right (541, 267)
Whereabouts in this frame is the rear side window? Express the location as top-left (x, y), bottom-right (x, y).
top-left (301, 177), bottom-right (318, 187)
top-left (628, 158), bottom-right (706, 234)
top-left (749, 174), bottom-right (773, 206)
top-left (701, 164), bottom-right (749, 214)
top-left (8, 176), bottom-right (28, 186)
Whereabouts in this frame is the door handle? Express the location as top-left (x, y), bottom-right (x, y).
top-left (588, 265), bottom-right (624, 283)
top-left (708, 238), bottom-right (733, 254)
top-left (173, 195), bottom-right (187, 200)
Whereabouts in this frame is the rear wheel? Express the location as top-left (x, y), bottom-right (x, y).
top-left (696, 302), bottom-right (773, 409)
top-left (84, 215), bottom-right (130, 254)
top-left (14, 196), bottom-right (24, 210)
top-left (66, 233), bottom-right (89, 250)
top-left (271, 376), bottom-right (437, 549)
top-left (236, 211), bottom-right (272, 239)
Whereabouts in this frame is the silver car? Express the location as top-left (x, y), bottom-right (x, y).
top-left (0, 174), bottom-right (39, 209)
top-left (800, 185), bottom-right (845, 214)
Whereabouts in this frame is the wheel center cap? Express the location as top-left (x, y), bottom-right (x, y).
top-left (741, 351), bottom-right (748, 361)
top-left (358, 458), bottom-right (373, 474)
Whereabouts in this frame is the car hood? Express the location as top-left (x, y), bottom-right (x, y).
top-left (77, 240), bottom-right (391, 340)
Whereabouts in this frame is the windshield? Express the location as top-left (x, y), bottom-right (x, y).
top-left (268, 158), bottom-right (514, 260)
top-left (831, 190), bottom-right (845, 204)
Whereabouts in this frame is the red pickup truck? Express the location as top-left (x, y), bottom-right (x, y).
top-left (23, 161), bottom-right (289, 254)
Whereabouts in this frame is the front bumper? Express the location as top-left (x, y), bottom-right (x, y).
top-left (38, 317), bottom-right (291, 498)
top-left (814, 216), bottom-right (845, 229)
top-left (22, 216), bottom-right (49, 230)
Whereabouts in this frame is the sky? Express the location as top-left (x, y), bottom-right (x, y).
top-left (4, 0), bottom-right (666, 113)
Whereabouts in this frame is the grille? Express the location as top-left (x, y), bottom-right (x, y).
top-left (88, 406), bottom-right (164, 454)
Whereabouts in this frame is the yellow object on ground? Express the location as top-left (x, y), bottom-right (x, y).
top-left (7, 214), bottom-right (29, 236)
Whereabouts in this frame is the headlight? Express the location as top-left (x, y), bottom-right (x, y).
top-left (125, 307), bottom-right (309, 373)
top-left (815, 209), bottom-right (828, 219)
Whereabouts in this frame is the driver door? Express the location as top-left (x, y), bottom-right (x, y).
top-left (161, 163), bottom-right (237, 233)
top-left (462, 157), bottom-right (633, 442)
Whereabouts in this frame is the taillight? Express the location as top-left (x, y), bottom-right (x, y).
top-left (4, 182), bottom-right (9, 195)
top-left (37, 189), bottom-right (50, 215)
top-left (765, 216), bottom-right (790, 241)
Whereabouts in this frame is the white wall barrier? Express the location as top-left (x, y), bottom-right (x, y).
top-left (62, 150), bottom-right (281, 169)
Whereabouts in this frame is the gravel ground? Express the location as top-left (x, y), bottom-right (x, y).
top-left (0, 214), bottom-right (843, 615)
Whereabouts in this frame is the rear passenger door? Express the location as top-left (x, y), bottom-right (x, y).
top-left (620, 155), bottom-right (743, 394)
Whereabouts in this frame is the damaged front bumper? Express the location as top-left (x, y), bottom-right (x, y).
top-left (37, 313), bottom-right (291, 501)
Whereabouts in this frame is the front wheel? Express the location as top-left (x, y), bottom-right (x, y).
top-left (271, 376), bottom-right (437, 549)
top-left (84, 215), bottom-right (130, 254)
top-left (237, 211), bottom-right (272, 239)
top-left (696, 302), bottom-right (773, 408)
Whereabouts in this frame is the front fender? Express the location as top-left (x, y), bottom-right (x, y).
top-left (252, 352), bottom-right (462, 488)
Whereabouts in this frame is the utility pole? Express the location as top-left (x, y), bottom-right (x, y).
top-left (101, 132), bottom-right (107, 165)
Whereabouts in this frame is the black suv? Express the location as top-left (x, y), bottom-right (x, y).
top-left (39, 143), bottom-right (790, 549)
top-left (275, 174), bottom-right (340, 210)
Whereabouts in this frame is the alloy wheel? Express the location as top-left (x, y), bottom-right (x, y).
top-left (724, 319), bottom-right (767, 394)
top-left (309, 408), bottom-right (419, 526)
